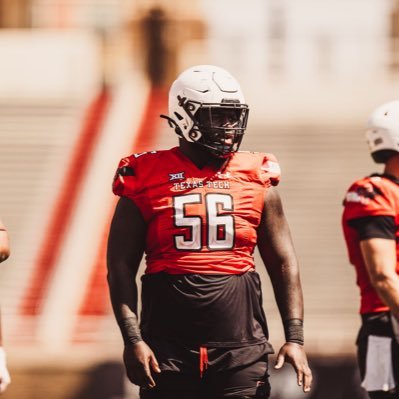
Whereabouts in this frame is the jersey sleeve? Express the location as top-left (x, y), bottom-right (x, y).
top-left (112, 156), bottom-right (138, 199)
top-left (260, 153), bottom-right (281, 187)
top-left (348, 215), bottom-right (396, 240)
top-left (343, 178), bottom-right (396, 221)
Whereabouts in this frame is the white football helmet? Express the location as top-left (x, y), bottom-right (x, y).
top-left (366, 100), bottom-right (399, 163)
top-left (161, 65), bottom-right (249, 158)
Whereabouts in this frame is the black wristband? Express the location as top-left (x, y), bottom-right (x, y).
top-left (117, 317), bottom-right (143, 345)
top-left (283, 318), bottom-right (304, 345)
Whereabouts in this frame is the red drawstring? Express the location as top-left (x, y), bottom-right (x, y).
top-left (199, 346), bottom-right (208, 378)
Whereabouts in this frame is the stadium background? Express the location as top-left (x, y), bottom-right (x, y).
top-left (0, 0), bottom-right (399, 398)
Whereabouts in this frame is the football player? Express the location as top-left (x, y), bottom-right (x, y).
top-left (342, 101), bottom-right (399, 399)
top-left (107, 65), bottom-right (312, 398)
top-left (0, 219), bottom-right (10, 394)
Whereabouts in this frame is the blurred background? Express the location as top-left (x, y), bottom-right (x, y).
top-left (0, 0), bottom-right (399, 398)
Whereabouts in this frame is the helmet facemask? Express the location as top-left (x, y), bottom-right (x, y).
top-left (181, 99), bottom-right (249, 158)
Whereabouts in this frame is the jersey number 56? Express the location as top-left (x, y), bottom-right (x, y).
top-left (173, 193), bottom-right (235, 251)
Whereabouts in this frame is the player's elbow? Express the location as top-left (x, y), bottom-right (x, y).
top-left (369, 271), bottom-right (396, 291)
top-left (106, 267), bottom-right (122, 288)
top-left (106, 269), bottom-right (115, 286)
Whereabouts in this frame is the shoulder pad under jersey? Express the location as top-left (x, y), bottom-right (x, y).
top-left (112, 151), bottom-right (158, 198)
top-left (260, 153), bottom-right (281, 187)
top-left (343, 175), bottom-right (397, 220)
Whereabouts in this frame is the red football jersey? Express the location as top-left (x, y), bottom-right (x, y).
top-left (342, 175), bottom-right (399, 314)
top-left (113, 147), bottom-right (280, 275)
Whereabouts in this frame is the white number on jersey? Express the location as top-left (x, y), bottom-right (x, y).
top-left (173, 193), bottom-right (235, 251)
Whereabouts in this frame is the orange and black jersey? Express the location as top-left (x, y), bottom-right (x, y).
top-left (112, 147), bottom-right (280, 349)
top-left (113, 146), bottom-right (280, 275)
top-left (342, 174), bottom-right (399, 314)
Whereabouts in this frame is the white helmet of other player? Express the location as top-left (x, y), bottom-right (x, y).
top-left (366, 100), bottom-right (399, 163)
top-left (161, 65), bottom-right (249, 158)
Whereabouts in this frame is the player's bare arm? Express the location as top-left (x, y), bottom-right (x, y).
top-left (257, 187), bottom-right (312, 393)
top-left (360, 238), bottom-right (399, 319)
top-left (107, 197), bottom-right (160, 388)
